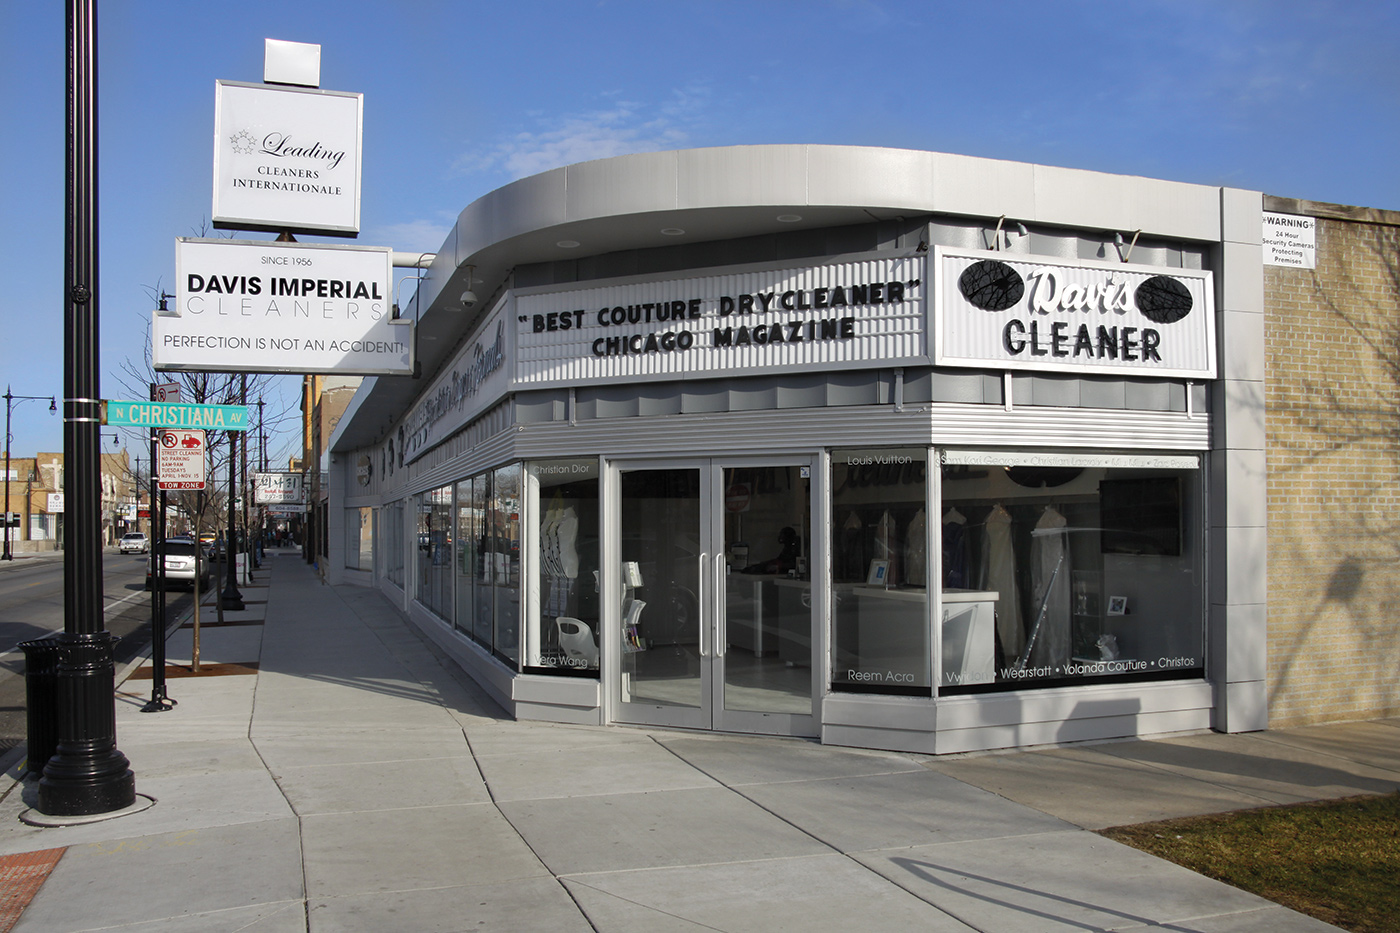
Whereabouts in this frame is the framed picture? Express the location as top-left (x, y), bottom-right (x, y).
top-left (867, 560), bottom-right (890, 586)
top-left (1107, 595), bottom-right (1128, 616)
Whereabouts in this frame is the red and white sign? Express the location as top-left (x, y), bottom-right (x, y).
top-left (157, 429), bottom-right (207, 490)
top-left (724, 483), bottom-right (752, 513)
top-left (154, 382), bottom-right (182, 403)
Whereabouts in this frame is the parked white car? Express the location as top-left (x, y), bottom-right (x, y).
top-left (119, 532), bottom-right (149, 554)
top-left (145, 538), bottom-right (210, 590)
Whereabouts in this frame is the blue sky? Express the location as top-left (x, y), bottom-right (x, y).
top-left (3, 0), bottom-right (1397, 462)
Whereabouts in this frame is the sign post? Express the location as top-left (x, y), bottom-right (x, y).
top-left (142, 384), bottom-right (176, 714)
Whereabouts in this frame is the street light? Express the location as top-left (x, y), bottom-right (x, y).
top-left (37, 0), bottom-right (136, 817)
top-left (3, 385), bottom-right (57, 560)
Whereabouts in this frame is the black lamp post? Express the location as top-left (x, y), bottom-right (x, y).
top-left (3, 387), bottom-right (57, 560)
top-left (39, 0), bottom-right (136, 817)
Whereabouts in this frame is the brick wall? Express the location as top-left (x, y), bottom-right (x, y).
top-left (1265, 198), bottom-right (1400, 726)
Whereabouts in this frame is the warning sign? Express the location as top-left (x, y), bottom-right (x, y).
top-left (157, 429), bottom-right (206, 490)
top-left (1262, 213), bottom-right (1316, 269)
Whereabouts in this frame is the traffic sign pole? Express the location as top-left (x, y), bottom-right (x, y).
top-left (142, 383), bottom-right (175, 714)
top-left (222, 429), bottom-right (244, 610)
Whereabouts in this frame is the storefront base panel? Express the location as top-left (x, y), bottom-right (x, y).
top-left (513, 675), bottom-right (602, 726)
top-left (822, 695), bottom-right (940, 754)
top-left (932, 681), bottom-right (1216, 755)
top-left (820, 682), bottom-right (1214, 755)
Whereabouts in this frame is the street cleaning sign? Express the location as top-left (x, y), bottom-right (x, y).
top-left (154, 238), bottom-right (413, 376)
top-left (104, 400), bottom-right (250, 431)
top-left (157, 430), bottom-right (207, 490)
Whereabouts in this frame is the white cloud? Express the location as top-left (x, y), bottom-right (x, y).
top-left (460, 86), bottom-right (710, 181)
top-left (368, 216), bottom-right (455, 255)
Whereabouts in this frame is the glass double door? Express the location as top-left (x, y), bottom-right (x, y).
top-left (613, 458), bottom-right (816, 736)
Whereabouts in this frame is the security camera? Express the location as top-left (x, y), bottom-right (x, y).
top-left (459, 288), bottom-right (478, 309)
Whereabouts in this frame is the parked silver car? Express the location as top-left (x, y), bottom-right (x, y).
top-left (145, 538), bottom-right (210, 590)
top-left (118, 532), bottom-right (149, 554)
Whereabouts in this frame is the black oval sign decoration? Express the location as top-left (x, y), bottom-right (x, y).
top-left (1134, 276), bottom-right (1193, 324)
top-left (1006, 466), bottom-right (1083, 489)
top-left (958, 259), bottom-right (1025, 312)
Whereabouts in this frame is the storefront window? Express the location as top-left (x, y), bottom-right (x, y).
top-left (344, 506), bottom-right (373, 571)
top-left (384, 500), bottom-right (405, 587)
top-left (469, 474), bottom-right (494, 647)
top-left (416, 485), bottom-right (454, 621)
top-left (524, 458), bottom-right (600, 675)
top-left (938, 452), bottom-right (1204, 693)
top-left (830, 448), bottom-right (931, 695)
top-left (454, 477), bottom-right (478, 638)
top-left (490, 464), bottom-right (521, 665)
top-left (415, 494), bottom-right (430, 596)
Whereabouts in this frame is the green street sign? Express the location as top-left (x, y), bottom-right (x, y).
top-left (103, 400), bottom-right (250, 431)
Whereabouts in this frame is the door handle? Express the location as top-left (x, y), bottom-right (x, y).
top-left (698, 552), bottom-right (710, 658)
top-left (714, 552), bottom-right (726, 658)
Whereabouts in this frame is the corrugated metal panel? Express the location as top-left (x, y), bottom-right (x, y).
top-left (351, 400), bottom-right (1207, 502)
top-left (505, 404), bottom-right (1210, 460)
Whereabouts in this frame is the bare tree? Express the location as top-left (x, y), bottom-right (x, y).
top-left (113, 264), bottom-right (302, 538)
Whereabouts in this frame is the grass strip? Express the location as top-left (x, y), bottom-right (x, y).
top-left (1099, 792), bottom-right (1400, 933)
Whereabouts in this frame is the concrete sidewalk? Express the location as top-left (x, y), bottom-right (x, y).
top-left (0, 551), bottom-right (1391, 932)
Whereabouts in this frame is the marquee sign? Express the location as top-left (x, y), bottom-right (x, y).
top-left (514, 254), bottom-right (927, 389)
top-left (933, 247), bottom-right (1216, 379)
top-left (212, 80), bottom-right (363, 236)
top-left (156, 238), bottom-right (412, 376)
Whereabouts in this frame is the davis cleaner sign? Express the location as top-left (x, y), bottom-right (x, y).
top-left (933, 247), bottom-right (1216, 379)
top-left (156, 238), bottom-right (413, 376)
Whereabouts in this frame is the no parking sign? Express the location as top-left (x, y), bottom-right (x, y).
top-left (157, 429), bottom-right (206, 490)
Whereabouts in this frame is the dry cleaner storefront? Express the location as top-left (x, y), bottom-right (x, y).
top-left (329, 145), bottom-right (1266, 754)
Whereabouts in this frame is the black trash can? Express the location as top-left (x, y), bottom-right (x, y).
top-left (20, 637), bottom-right (63, 776)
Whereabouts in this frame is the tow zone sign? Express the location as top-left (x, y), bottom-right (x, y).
top-left (158, 430), bottom-right (206, 490)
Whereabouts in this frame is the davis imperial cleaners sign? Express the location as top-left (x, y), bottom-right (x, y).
top-left (155, 238), bottom-right (412, 376)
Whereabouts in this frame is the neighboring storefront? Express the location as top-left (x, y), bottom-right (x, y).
top-left (327, 145), bottom-right (1271, 754)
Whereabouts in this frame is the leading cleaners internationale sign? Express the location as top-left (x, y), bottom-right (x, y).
top-left (934, 247), bottom-right (1216, 379)
top-left (212, 80), bottom-right (363, 236)
top-left (155, 238), bottom-right (412, 376)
